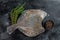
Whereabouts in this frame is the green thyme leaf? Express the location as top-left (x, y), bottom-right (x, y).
top-left (10, 3), bottom-right (25, 25)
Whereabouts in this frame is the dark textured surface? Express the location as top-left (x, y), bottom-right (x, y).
top-left (0, 0), bottom-right (60, 40)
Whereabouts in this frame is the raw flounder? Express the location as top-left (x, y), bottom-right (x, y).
top-left (7, 9), bottom-right (48, 37)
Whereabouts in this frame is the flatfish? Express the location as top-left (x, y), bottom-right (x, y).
top-left (7, 9), bottom-right (48, 37)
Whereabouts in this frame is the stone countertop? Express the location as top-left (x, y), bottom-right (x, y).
top-left (0, 0), bottom-right (60, 40)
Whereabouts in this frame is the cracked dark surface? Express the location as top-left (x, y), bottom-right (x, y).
top-left (0, 0), bottom-right (60, 40)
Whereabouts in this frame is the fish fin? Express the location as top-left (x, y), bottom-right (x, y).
top-left (7, 24), bottom-right (18, 34)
